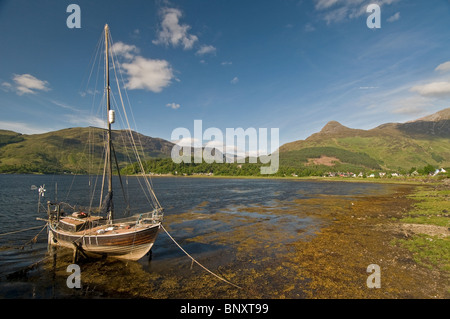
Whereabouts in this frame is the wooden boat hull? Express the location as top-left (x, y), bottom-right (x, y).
top-left (49, 223), bottom-right (161, 261)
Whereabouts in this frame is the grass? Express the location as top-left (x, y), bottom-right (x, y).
top-left (403, 187), bottom-right (450, 227)
top-left (393, 184), bottom-right (450, 275)
top-left (394, 235), bottom-right (450, 271)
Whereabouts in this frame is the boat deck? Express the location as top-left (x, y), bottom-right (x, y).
top-left (58, 216), bottom-right (158, 236)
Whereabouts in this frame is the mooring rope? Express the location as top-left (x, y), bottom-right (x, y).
top-left (160, 224), bottom-right (241, 289)
top-left (0, 225), bottom-right (46, 237)
top-left (20, 224), bottom-right (48, 248)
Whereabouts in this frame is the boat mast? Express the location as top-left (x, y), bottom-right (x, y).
top-left (105, 24), bottom-right (114, 221)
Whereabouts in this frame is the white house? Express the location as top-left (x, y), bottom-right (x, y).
top-left (433, 168), bottom-right (447, 176)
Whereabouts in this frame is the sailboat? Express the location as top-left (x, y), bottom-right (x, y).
top-left (45, 24), bottom-right (163, 261)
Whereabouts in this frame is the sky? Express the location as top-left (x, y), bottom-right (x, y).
top-left (1, 0), bottom-right (450, 149)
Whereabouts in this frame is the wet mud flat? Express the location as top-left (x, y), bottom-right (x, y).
top-left (5, 182), bottom-right (448, 299)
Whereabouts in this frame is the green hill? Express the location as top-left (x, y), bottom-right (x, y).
top-left (279, 108), bottom-right (450, 173)
top-left (0, 127), bottom-right (173, 174)
top-left (1, 108), bottom-right (449, 176)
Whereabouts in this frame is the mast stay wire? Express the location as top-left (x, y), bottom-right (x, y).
top-left (107, 32), bottom-right (162, 211)
top-left (107, 59), bottom-right (156, 212)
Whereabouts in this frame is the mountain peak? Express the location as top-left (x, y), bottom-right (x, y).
top-left (411, 107), bottom-right (450, 122)
top-left (320, 121), bottom-right (349, 134)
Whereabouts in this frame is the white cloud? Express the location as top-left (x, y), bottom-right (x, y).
top-left (111, 41), bottom-right (139, 60)
top-left (79, 88), bottom-right (100, 97)
top-left (65, 114), bottom-right (105, 128)
top-left (410, 82), bottom-right (450, 98)
top-left (323, 6), bottom-right (349, 24)
top-left (50, 99), bottom-right (79, 111)
top-left (314, 0), bottom-right (398, 25)
top-left (359, 86), bottom-right (379, 89)
top-left (103, 40), bottom-right (175, 93)
top-left (221, 61), bottom-right (232, 66)
top-left (1, 82), bottom-right (14, 94)
top-left (387, 12), bottom-right (400, 22)
top-left (304, 23), bottom-right (316, 32)
top-left (1, 82), bottom-right (12, 90)
top-left (121, 56), bottom-right (174, 93)
top-left (0, 121), bottom-right (48, 134)
top-left (391, 105), bottom-right (428, 116)
top-left (7, 74), bottom-right (50, 95)
top-left (315, 0), bottom-right (339, 10)
top-left (152, 7), bottom-right (198, 50)
top-left (231, 77), bottom-right (239, 84)
top-left (166, 102), bottom-right (180, 109)
top-left (196, 45), bottom-right (217, 56)
top-left (386, 62), bottom-right (450, 115)
top-left (172, 137), bottom-right (200, 147)
top-left (202, 139), bottom-right (246, 158)
top-left (435, 61), bottom-right (450, 73)
top-left (390, 95), bottom-right (432, 115)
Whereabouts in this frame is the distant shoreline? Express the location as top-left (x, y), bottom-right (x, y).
top-left (2, 171), bottom-right (445, 186)
top-left (134, 173), bottom-right (445, 186)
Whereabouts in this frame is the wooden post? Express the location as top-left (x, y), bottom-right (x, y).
top-left (72, 245), bottom-right (78, 263)
top-left (72, 242), bottom-right (88, 263)
top-left (147, 249), bottom-right (153, 261)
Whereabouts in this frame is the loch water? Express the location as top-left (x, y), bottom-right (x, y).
top-left (0, 174), bottom-right (395, 298)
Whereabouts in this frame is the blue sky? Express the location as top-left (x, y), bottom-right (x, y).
top-left (1, 0), bottom-right (450, 147)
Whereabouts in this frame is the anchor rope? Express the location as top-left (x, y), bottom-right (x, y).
top-left (160, 224), bottom-right (241, 289)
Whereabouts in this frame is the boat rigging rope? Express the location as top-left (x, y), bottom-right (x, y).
top-left (160, 224), bottom-right (241, 289)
